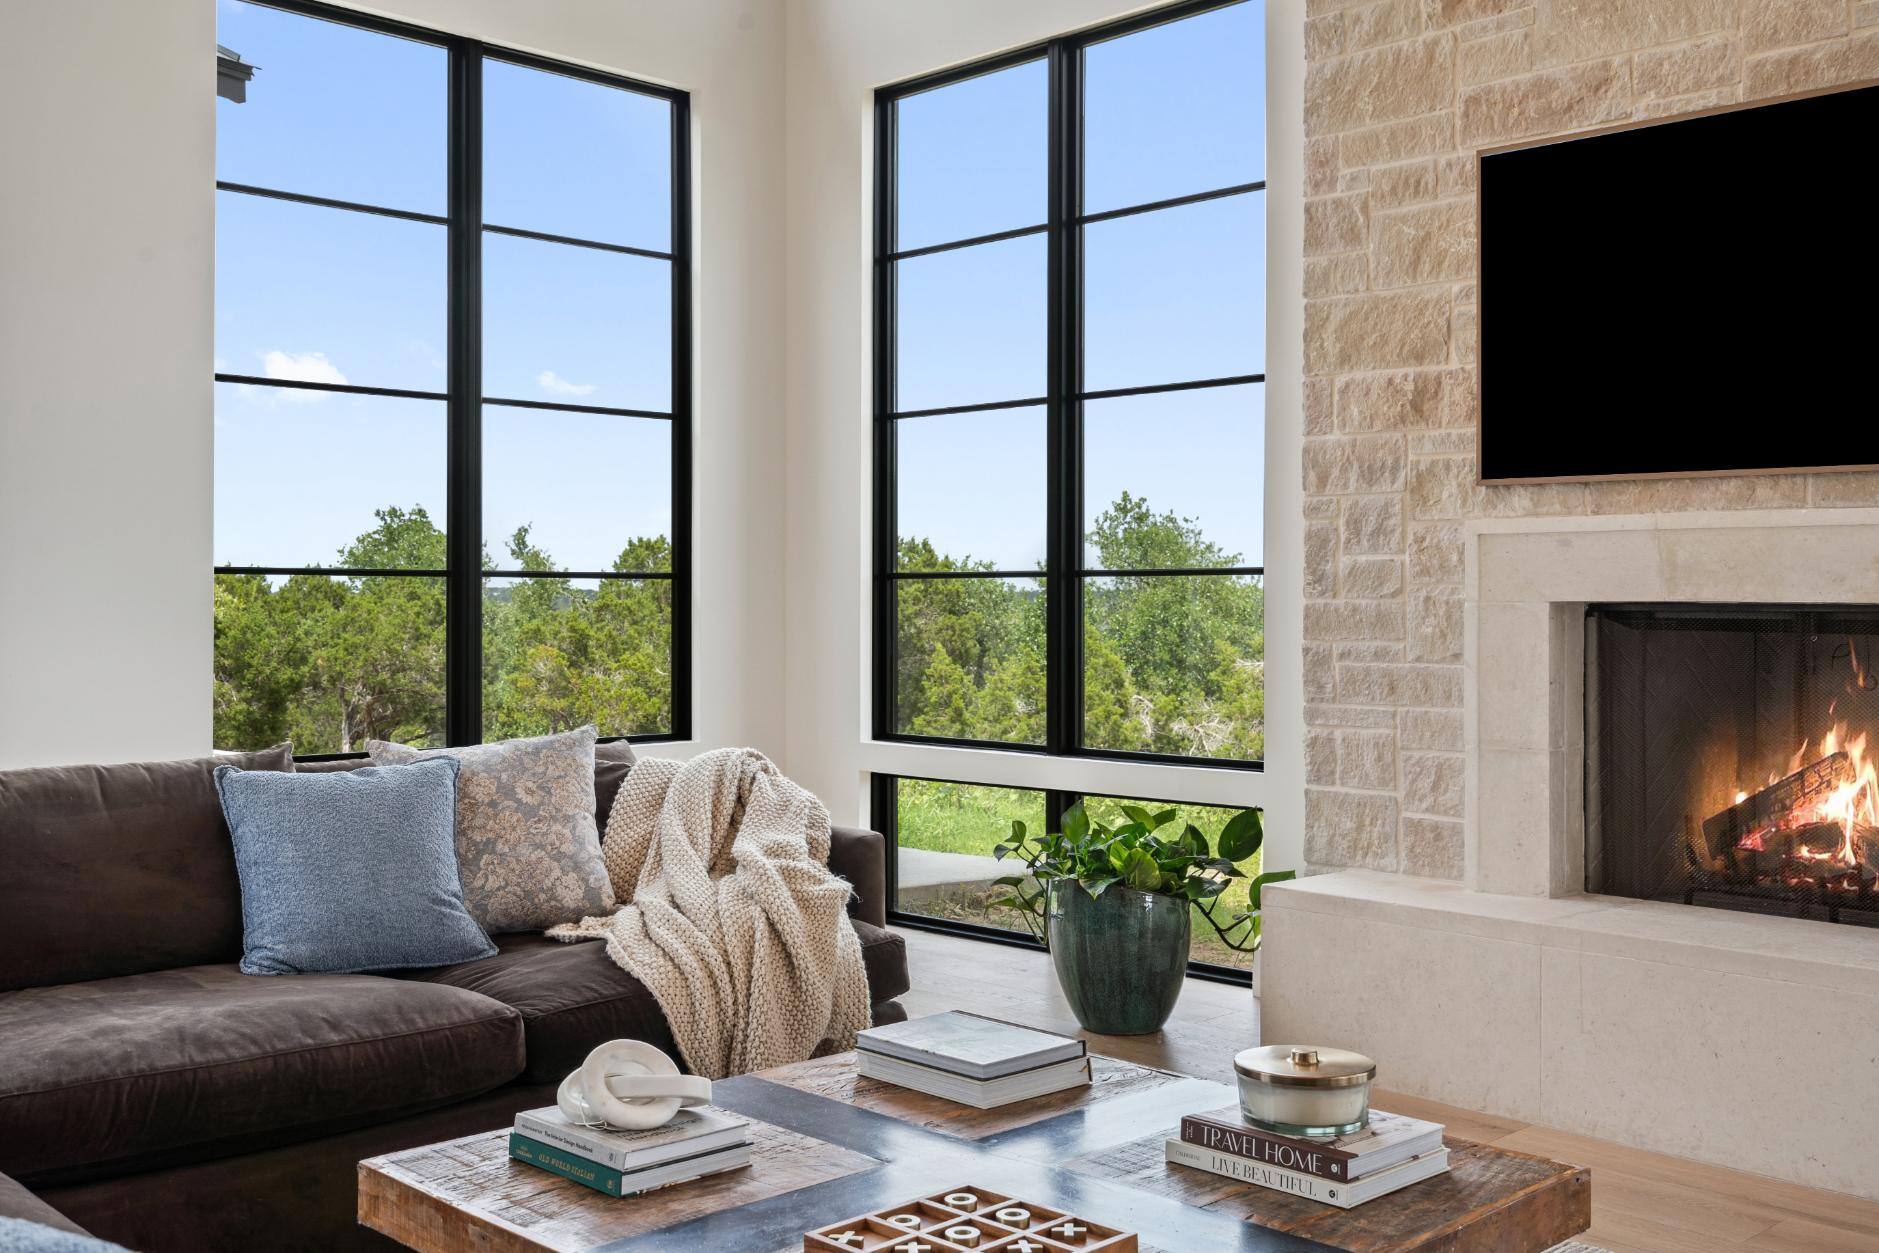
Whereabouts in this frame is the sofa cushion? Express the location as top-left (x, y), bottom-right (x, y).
top-left (0, 965), bottom-right (523, 1184)
top-left (214, 759), bottom-right (496, 975)
top-left (405, 919), bottom-right (911, 1083)
top-left (0, 747), bottom-right (294, 992)
top-left (369, 728), bottom-right (616, 933)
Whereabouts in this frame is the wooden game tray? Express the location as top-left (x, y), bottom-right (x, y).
top-left (804, 1185), bottom-right (1136, 1252)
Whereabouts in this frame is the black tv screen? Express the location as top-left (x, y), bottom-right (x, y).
top-left (1478, 83), bottom-right (1878, 484)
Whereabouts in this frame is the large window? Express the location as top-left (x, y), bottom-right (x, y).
top-left (213, 0), bottom-right (689, 754)
top-left (874, 775), bottom-right (1263, 977)
top-left (873, 0), bottom-right (1265, 768)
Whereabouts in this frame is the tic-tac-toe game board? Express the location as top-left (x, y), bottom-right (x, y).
top-left (804, 1186), bottom-right (1137, 1253)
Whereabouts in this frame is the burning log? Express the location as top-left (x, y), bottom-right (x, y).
top-left (1700, 752), bottom-right (1851, 864)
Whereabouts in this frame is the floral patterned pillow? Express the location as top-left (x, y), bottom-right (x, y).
top-left (367, 727), bottom-right (616, 933)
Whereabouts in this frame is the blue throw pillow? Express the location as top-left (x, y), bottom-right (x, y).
top-left (213, 759), bottom-right (497, 975)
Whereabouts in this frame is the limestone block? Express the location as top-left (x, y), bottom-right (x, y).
top-left (1304, 377), bottom-right (1335, 436)
top-left (1306, 12), bottom-right (1347, 59)
top-left (1407, 522), bottom-right (1464, 582)
top-left (1458, 59), bottom-right (1631, 146)
top-left (1532, 0), bottom-right (1735, 67)
top-left (1402, 815), bottom-right (1465, 879)
top-left (1336, 368), bottom-right (1448, 431)
top-left (1403, 750), bottom-right (1465, 817)
top-left (1370, 159), bottom-right (1438, 208)
top-left (1306, 192), bottom-right (1369, 255)
top-left (1409, 585), bottom-right (1464, 661)
top-left (1304, 433), bottom-right (1409, 493)
top-left (1306, 292), bottom-right (1450, 373)
top-left (1306, 728), bottom-right (1339, 785)
top-left (1305, 521), bottom-right (1339, 597)
top-left (1585, 474), bottom-right (1808, 515)
top-left (1306, 702), bottom-right (1399, 728)
top-left (1338, 728), bottom-right (1399, 788)
top-left (1305, 787), bottom-right (1401, 871)
top-left (1339, 661), bottom-right (1463, 707)
top-left (1402, 707), bottom-right (1464, 752)
top-left (1634, 35), bottom-right (1741, 97)
top-left (1342, 555), bottom-right (1405, 597)
top-left (1306, 599), bottom-right (1406, 641)
top-left (1459, 28), bottom-right (1531, 85)
top-left (1373, 199), bottom-right (1477, 288)
top-left (1745, 29), bottom-right (1879, 95)
top-left (1307, 36), bottom-right (1455, 135)
top-left (1340, 112), bottom-right (1456, 166)
top-left (1744, 0), bottom-right (1851, 52)
top-left (1342, 493), bottom-right (1406, 554)
top-left (1306, 252), bottom-right (1371, 298)
top-left (1348, 0), bottom-right (1424, 50)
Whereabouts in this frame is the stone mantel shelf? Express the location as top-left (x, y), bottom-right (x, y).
top-left (1268, 870), bottom-right (1879, 997)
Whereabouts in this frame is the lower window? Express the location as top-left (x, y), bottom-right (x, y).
top-left (873, 774), bottom-right (1262, 980)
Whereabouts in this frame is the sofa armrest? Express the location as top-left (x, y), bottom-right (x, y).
top-left (0, 1171), bottom-right (91, 1238)
top-left (829, 824), bottom-right (888, 928)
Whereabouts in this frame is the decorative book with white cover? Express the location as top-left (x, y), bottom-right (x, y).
top-left (857, 1011), bottom-right (1085, 1080)
top-left (1165, 1137), bottom-right (1450, 1209)
top-left (513, 1104), bottom-right (750, 1171)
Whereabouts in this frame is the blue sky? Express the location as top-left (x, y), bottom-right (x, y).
top-left (214, 0), bottom-right (1263, 574)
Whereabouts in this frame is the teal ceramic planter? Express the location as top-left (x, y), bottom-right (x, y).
top-left (1047, 881), bottom-right (1191, 1035)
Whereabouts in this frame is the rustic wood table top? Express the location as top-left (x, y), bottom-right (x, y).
top-left (359, 1052), bottom-right (1589, 1253)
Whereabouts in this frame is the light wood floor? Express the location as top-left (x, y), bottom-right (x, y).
top-left (896, 926), bottom-right (1879, 1253)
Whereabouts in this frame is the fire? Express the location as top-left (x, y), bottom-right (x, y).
top-left (1731, 720), bottom-right (1877, 877)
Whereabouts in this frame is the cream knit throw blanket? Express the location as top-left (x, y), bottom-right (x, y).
top-left (547, 748), bottom-right (870, 1079)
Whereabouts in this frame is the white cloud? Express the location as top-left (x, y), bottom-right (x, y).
top-left (537, 370), bottom-right (597, 397)
top-left (260, 350), bottom-right (348, 402)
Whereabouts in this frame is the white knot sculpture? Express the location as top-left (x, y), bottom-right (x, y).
top-left (556, 1039), bottom-right (712, 1131)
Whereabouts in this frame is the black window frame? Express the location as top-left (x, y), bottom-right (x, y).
top-left (871, 0), bottom-right (1266, 772)
top-left (871, 773), bottom-right (1256, 984)
top-left (212, 0), bottom-right (692, 757)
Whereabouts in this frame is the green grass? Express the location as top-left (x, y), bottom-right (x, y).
top-left (893, 779), bottom-right (1264, 971)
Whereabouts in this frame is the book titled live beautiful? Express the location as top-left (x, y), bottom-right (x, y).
top-left (1180, 1106), bottom-right (1444, 1182)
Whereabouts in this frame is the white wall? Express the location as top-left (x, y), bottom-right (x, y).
top-left (779, 0), bottom-right (1306, 870)
top-left (0, 1), bottom-right (216, 768)
top-left (0, 0), bottom-right (789, 768)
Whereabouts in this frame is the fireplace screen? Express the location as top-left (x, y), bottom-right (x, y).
top-left (1587, 604), bottom-right (1879, 927)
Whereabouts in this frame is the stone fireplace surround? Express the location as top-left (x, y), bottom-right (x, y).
top-left (1264, 510), bottom-right (1879, 1201)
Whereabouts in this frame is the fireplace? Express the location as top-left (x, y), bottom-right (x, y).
top-left (1587, 603), bottom-right (1879, 927)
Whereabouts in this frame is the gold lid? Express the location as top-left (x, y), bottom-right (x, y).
top-left (1233, 1044), bottom-right (1376, 1090)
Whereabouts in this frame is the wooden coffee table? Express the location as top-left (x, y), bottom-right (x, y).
top-left (359, 1053), bottom-right (1588, 1252)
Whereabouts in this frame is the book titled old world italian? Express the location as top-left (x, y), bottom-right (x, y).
top-left (1180, 1106), bottom-right (1443, 1182)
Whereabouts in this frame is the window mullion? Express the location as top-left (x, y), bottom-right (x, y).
top-left (1045, 39), bottom-right (1085, 759)
top-left (444, 38), bottom-right (484, 746)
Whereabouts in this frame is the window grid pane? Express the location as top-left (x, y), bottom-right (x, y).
top-left (876, 0), bottom-right (1264, 768)
top-left (213, 4), bottom-right (688, 752)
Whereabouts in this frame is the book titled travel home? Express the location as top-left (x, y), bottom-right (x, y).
top-left (1164, 1137), bottom-right (1450, 1209)
top-left (856, 1010), bottom-right (1085, 1080)
top-left (1180, 1106), bottom-right (1444, 1181)
top-left (513, 1104), bottom-right (750, 1172)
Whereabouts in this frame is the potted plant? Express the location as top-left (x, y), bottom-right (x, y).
top-left (989, 802), bottom-right (1293, 1035)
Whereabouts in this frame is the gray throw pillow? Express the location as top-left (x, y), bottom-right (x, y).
top-left (594, 738), bottom-right (638, 831)
top-left (368, 727), bottom-right (615, 933)
top-left (213, 759), bottom-right (496, 975)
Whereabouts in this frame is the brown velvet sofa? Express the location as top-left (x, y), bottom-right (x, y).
top-left (0, 749), bottom-right (908, 1252)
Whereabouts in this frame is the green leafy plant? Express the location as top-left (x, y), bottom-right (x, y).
top-left (989, 801), bottom-right (1295, 953)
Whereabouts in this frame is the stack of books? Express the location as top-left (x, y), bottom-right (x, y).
top-left (507, 1103), bottom-right (751, 1198)
top-left (856, 1010), bottom-right (1091, 1109)
top-left (1166, 1105), bottom-right (1448, 1209)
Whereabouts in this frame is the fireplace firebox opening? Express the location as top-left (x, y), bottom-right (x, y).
top-left (1586, 603), bottom-right (1879, 928)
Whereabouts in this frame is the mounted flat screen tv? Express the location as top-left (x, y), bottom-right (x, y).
top-left (1478, 82), bottom-right (1878, 484)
